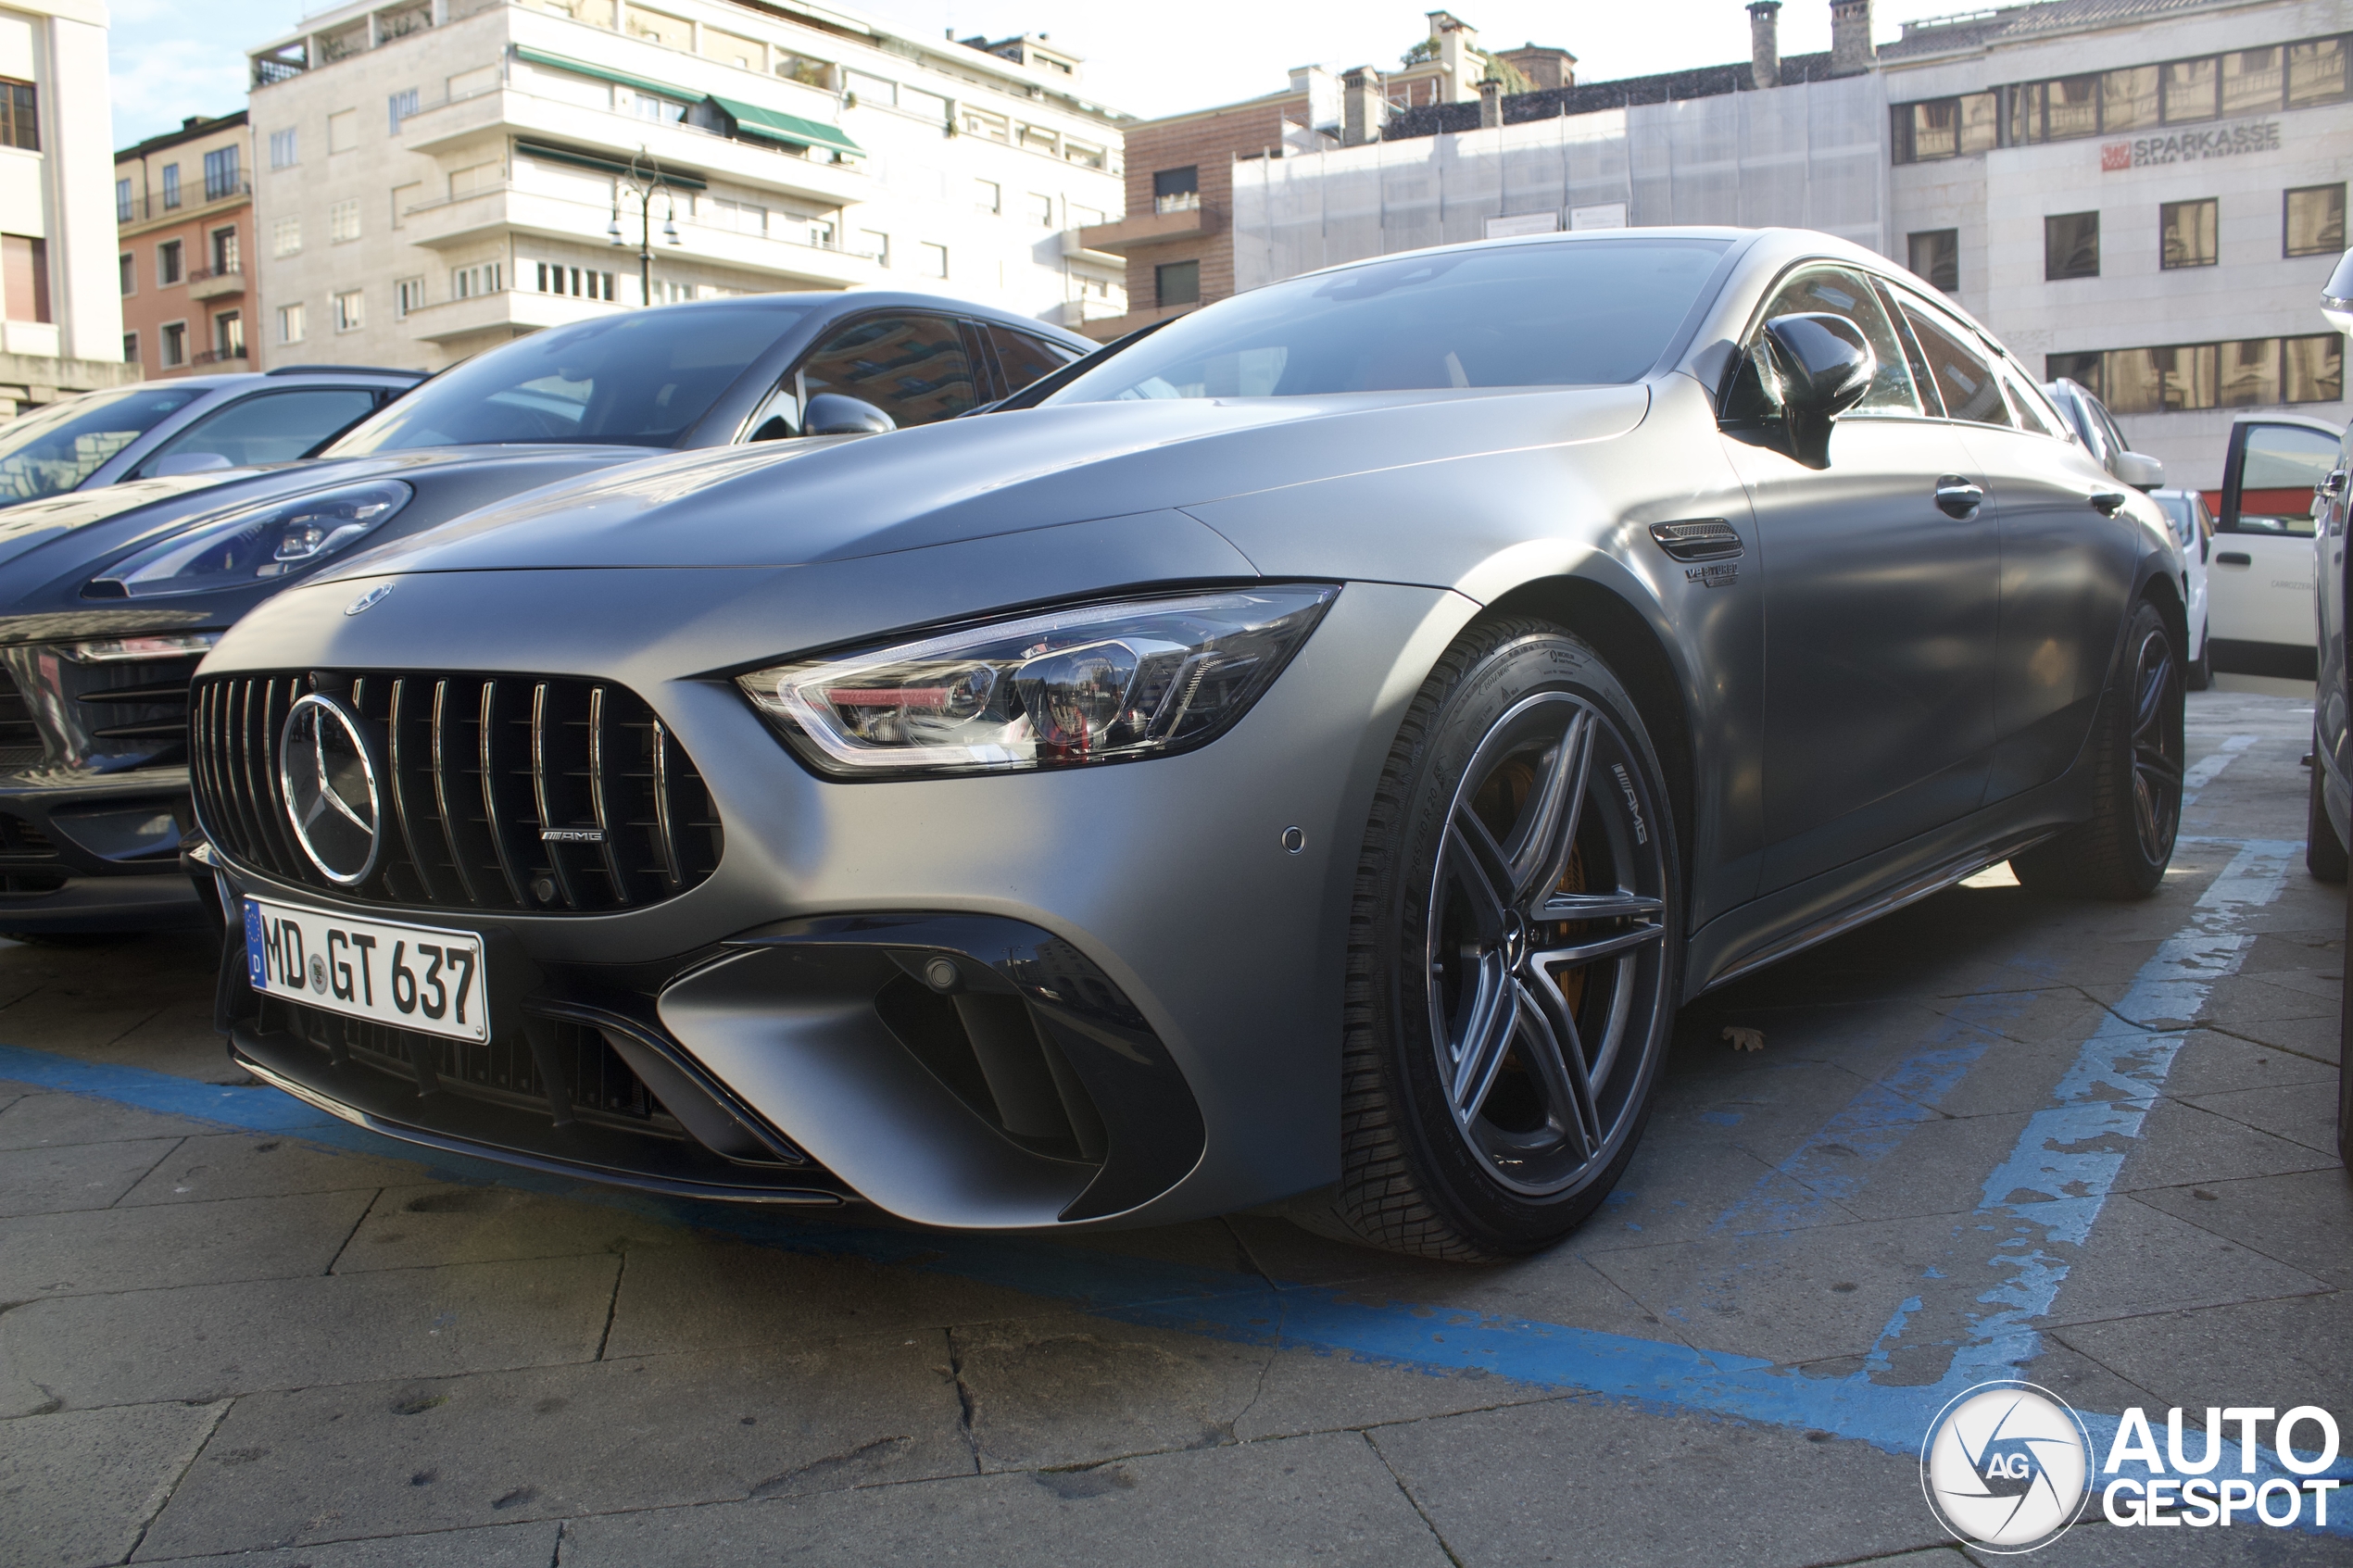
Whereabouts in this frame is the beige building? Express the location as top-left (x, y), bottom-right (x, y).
top-left (1, 0), bottom-right (132, 417)
top-left (243, 0), bottom-right (1130, 371)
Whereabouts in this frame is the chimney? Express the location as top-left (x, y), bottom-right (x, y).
top-left (1748, 1), bottom-right (1781, 90)
top-left (1428, 10), bottom-right (1478, 104)
top-left (1830, 0), bottom-right (1876, 75)
top-left (1478, 76), bottom-right (1503, 129)
top-left (1341, 66), bottom-right (1386, 146)
top-left (1290, 64), bottom-right (1341, 133)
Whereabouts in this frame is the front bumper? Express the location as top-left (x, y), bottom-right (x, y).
top-left (200, 543), bottom-right (1475, 1228)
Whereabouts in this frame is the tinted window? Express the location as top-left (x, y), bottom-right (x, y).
top-left (988, 325), bottom-right (1083, 395)
top-left (1997, 361), bottom-right (2070, 438)
top-left (796, 314), bottom-right (979, 428)
top-left (1051, 238), bottom-right (1728, 404)
top-left (135, 388), bottom-right (381, 474)
top-left (1754, 267), bottom-right (1922, 416)
top-left (0, 385), bottom-right (204, 502)
top-left (329, 305), bottom-right (808, 454)
top-left (2233, 423), bottom-right (2338, 535)
top-left (1900, 300), bottom-right (2014, 427)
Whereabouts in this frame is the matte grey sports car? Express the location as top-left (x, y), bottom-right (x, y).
top-left (194, 229), bottom-right (2188, 1258)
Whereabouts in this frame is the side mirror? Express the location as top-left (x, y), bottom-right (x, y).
top-left (149, 452), bottom-right (234, 477)
top-left (1761, 313), bottom-right (1876, 470)
top-left (802, 394), bottom-right (897, 436)
top-left (2115, 450), bottom-right (2165, 490)
top-left (2322, 246), bottom-right (2353, 335)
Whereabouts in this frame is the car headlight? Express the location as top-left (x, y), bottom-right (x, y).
top-left (738, 586), bottom-right (1339, 776)
top-left (86, 480), bottom-right (413, 599)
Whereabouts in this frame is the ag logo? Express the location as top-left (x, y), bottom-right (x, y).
top-left (1922, 1381), bottom-right (2092, 1553)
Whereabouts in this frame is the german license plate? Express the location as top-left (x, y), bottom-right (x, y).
top-left (244, 897), bottom-right (488, 1043)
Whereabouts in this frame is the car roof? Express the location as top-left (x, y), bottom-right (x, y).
top-left (598, 289), bottom-right (1092, 348)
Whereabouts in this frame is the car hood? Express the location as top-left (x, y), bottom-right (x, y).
top-left (321, 387), bottom-right (1654, 577)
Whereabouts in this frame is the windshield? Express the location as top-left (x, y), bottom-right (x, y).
top-left (327, 304), bottom-right (810, 454)
top-left (1048, 238), bottom-right (1728, 404)
top-left (0, 386), bottom-right (206, 504)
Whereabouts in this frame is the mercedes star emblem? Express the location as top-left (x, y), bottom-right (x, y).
top-left (279, 693), bottom-right (384, 886)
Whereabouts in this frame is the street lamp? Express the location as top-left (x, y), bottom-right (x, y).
top-left (610, 149), bottom-right (685, 307)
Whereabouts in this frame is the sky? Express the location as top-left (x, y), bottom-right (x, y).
top-left (112, 0), bottom-right (1984, 146)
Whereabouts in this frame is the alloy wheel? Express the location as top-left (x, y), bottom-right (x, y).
top-left (1423, 690), bottom-right (1672, 1198)
top-left (2128, 624), bottom-right (2184, 865)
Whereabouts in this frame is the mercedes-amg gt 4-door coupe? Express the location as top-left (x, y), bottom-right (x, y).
top-left (193, 229), bottom-right (2189, 1259)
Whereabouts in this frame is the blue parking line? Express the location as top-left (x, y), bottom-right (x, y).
top-left (0, 832), bottom-right (2344, 1523)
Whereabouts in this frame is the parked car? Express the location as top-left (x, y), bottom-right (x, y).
top-left (0, 368), bottom-right (423, 507)
top-left (2205, 412), bottom-right (2340, 682)
top-left (192, 228), bottom-right (2189, 1259)
top-left (2308, 246), bottom-right (2352, 1163)
top-left (0, 293), bottom-right (1088, 935)
top-left (2147, 488), bottom-right (2214, 689)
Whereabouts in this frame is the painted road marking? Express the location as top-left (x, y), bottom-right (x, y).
top-left (2181, 733), bottom-right (2258, 807)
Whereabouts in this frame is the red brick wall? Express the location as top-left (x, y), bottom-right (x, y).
top-left (1120, 96), bottom-right (1298, 309)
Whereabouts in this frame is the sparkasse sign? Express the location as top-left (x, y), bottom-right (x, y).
top-left (2102, 117), bottom-right (2284, 169)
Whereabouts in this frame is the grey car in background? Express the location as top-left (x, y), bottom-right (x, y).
top-left (195, 229), bottom-right (2189, 1259)
top-left (0, 294), bottom-right (1088, 934)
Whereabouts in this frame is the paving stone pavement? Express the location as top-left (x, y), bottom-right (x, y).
top-left (0, 689), bottom-right (2345, 1566)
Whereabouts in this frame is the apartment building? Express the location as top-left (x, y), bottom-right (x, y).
top-left (115, 112), bottom-right (259, 379)
top-left (243, 0), bottom-right (1129, 371)
top-left (0, 0), bottom-right (132, 418)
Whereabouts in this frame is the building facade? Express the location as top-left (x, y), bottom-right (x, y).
top-left (115, 112), bottom-right (258, 379)
top-left (242, 0), bottom-right (1128, 371)
top-left (0, 0), bottom-right (132, 417)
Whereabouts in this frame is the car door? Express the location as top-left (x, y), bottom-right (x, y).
top-left (1896, 292), bottom-right (2139, 803)
top-left (2210, 419), bottom-right (2334, 678)
top-left (1716, 263), bottom-right (1999, 893)
top-left (127, 386), bottom-right (388, 477)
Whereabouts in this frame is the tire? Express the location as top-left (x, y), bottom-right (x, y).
top-left (1322, 618), bottom-right (1682, 1260)
top-left (2309, 733), bottom-right (2348, 884)
top-left (2014, 600), bottom-right (2183, 900)
top-left (2185, 634), bottom-right (2211, 692)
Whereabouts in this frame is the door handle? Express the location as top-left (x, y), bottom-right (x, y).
top-left (2216, 551), bottom-right (2252, 567)
top-left (2090, 490), bottom-right (2128, 517)
top-left (1934, 476), bottom-right (1984, 519)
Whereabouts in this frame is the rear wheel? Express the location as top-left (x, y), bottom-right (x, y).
top-left (2308, 733), bottom-right (2347, 884)
top-left (2014, 601), bottom-right (2183, 900)
top-left (2185, 632), bottom-right (2211, 692)
top-left (1325, 619), bottom-right (1680, 1260)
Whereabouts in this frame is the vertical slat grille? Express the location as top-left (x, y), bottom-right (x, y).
top-left (192, 670), bottom-right (724, 915)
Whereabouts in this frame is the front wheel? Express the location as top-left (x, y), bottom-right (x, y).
top-left (2014, 600), bottom-right (2183, 900)
top-left (1327, 619), bottom-right (1681, 1260)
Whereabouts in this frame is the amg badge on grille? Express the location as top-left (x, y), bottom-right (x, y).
top-left (541, 827), bottom-right (606, 844)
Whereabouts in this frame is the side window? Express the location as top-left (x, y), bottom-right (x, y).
top-left (1997, 361), bottom-right (2069, 439)
top-left (1897, 298), bottom-right (2015, 428)
top-left (987, 324), bottom-right (1083, 395)
top-left (1744, 267), bottom-right (1923, 418)
top-left (795, 313), bottom-right (979, 430)
top-left (132, 388), bottom-right (383, 474)
top-left (2231, 423), bottom-right (2338, 536)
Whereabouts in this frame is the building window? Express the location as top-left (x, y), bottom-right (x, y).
top-left (2286, 184), bottom-right (2347, 257)
top-left (160, 321), bottom-right (186, 368)
top-left (974, 179), bottom-right (1000, 215)
top-left (269, 128), bottom-right (298, 169)
top-left (2159, 199), bottom-right (2218, 269)
top-left (122, 331), bottom-right (137, 363)
top-left (279, 302), bottom-right (305, 344)
top-left (2223, 47), bottom-right (2285, 114)
top-left (396, 277), bottom-right (426, 317)
top-left (1156, 259), bottom-right (1201, 307)
top-left (2289, 37), bottom-right (2352, 106)
top-left (535, 264), bottom-right (615, 299)
top-left (157, 239), bottom-right (182, 286)
top-left (708, 197), bottom-right (767, 235)
top-left (118, 252), bottom-right (134, 295)
top-left (209, 226), bottom-right (239, 276)
top-left (916, 242), bottom-right (948, 279)
top-left (161, 164), bottom-right (181, 210)
top-left (333, 289), bottom-right (363, 332)
top-left (115, 178), bottom-right (132, 222)
top-left (387, 88), bottom-right (419, 135)
top-left (0, 79), bottom-right (35, 152)
top-left (451, 262), bottom-right (501, 299)
top-left (203, 145), bottom-right (240, 202)
top-left (213, 310), bottom-right (245, 361)
top-left (1891, 94), bottom-right (1997, 162)
top-left (2045, 212), bottom-right (2099, 281)
top-left (391, 182), bottom-right (420, 230)
top-left (329, 199), bottom-right (359, 244)
top-left (1026, 193), bottom-right (1053, 228)
top-left (2054, 334), bottom-right (2343, 414)
top-left (2101, 66), bottom-right (2160, 132)
top-left (1, 235), bottom-right (49, 324)
top-left (1153, 167), bottom-right (1201, 213)
top-left (328, 108), bottom-right (358, 155)
top-left (2045, 350), bottom-right (2103, 395)
top-left (1907, 230), bottom-right (1959, 292)
top-left (861, 230), bottom-right (889, 267)
top-left (2159, 57), bottom-right (2218, 122)
top-left (271, 216), bottom-right (301, 257)
top-left (2285, 333), bottom-right (2345, 402)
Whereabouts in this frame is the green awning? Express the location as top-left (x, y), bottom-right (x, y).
top-left (512, 45), bottom-right (697, 106)
top-left (708, 95), bottom-right (863, 157)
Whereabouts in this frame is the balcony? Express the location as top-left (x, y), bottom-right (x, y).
top-left (116, 182), bottom-right (251, 235)
top-left (401, 184), bottom-right (873, 290)
top-left (190, 345), bottom-right (250, 367)
top-left (188, 269), bottom-right (245, 301)
top-left (1060, 230), bottom-right (1124, 268)
top-left (1077, 203), bottom-right (1219, 254)
top-left (400, 288), bottom-right (614, 345)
